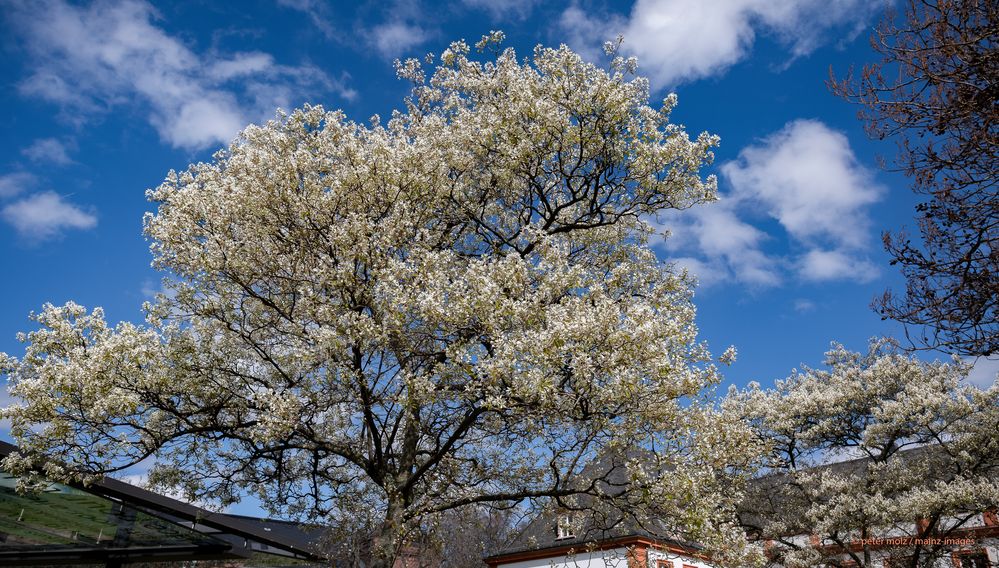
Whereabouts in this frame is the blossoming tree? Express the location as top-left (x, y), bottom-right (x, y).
top-left (730, 339), bottom-right (999, 568)
top-left (0, 36), bottom-right (760, 567)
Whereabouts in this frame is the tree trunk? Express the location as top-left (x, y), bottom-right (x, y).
top-left (368, 498), bottom-right (406, 568)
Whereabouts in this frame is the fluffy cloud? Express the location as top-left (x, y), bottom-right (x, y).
top-left (724, 119), bottom-right (883, 282)
top-left (8, 0), bottom-right (354, 151)
top-left (21, 138), bottom-right (74, 166)
top-left (1, 191), bottom-right (98, 241)
top-left (659, 201), bottom-right (781, 287)
top-left (558, 6), bottom-right (627, 63)
top-left (559, 0), bottom-right (878, 88)
top-left (797, 249), bottom-right (879, 283)
top-left (658, 120), bottom-right (883, 287)
top-left (0, 172), bottom-right (36, 199)
top-left (722, 120), bottom-right (883, 250)
top-left (369, 21), bottom-right (430, 59)
top-left (669, 256), bottom-right (729, 288)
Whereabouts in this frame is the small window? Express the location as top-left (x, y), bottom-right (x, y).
top-left (556, 512), bottom-right (574, 540)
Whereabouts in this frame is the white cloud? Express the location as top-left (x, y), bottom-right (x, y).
top-left (276, 0), bottom-right (339, 40)
top-left (669, 256), bottom-right (728, 288)
top-left (279, 0), bottom-right (433, 59)
top-left (141, 279), bottom-right (163, 299)
top-left (797, 249), bottom-right (879, 283)
top-left (665, 203), bottom-right (781, 287)
top-left (8, 0), bottom-right (353, 151)
top-left (965, 356), bottom-right (999, 390)
top-left (558, 5), bottom-right (626, 63)
top-left (822, 445), bottom-right (868, 464)
top-left (22, 138), bottom-right (74, 165)
top-left (369, 21), bottom-right (430, 59)
top-left (0, 172), bottom-right (37, 199)
top-left (1, 191), bottom-right (98, 241)
top-left (558, 0), bottom-right (878, 88)
top-left (152, 96), bottom-right (246, 152)
top-left (722, 120), bottom-right (883, 250)
top-left (793, 298), bottom-right (816, 313)
top-left (723, 120), bottom-right (884, 283)
top-left (207, 53), bottom-right (276, 82)
top-left (463, 0), bottom-right (538, 20)
top-left (657, 194), bottom-right (781, 288)
top-left (656, 120), bottom-right (883, 287)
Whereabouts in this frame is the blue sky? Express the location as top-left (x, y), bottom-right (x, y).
top-left (1, 0), bottom-right (996, 475)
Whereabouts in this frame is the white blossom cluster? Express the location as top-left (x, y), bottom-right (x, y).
top-left (1, 35), bottom-right (758, 565)
top-left (728, 339), bottom-right (999, 567)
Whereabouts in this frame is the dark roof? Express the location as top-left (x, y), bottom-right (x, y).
top-left (0, 441), bottom-right (327, 564)
top-left (737, 444), bottom-right (999, 536)
top-left (487, 447), bottom-right (700, 560)
top-left (738, 452), bottom-right (884, 531)
top-left (217, 513), bottom-right (327, 554)
top-left (490, 446), bottom-right (953, 560)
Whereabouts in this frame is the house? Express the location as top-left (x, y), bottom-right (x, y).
top-left (485, 448), bottom-right (713, 568)
top-left (484, 520), bottom-right (713, 568)
top-left (488, 448), bottom-right (999, 568)
top-left (739, 447), bottom-right (999, 568)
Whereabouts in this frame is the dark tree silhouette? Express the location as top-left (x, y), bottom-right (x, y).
top-left (831, 0), bottom-right (998, 355)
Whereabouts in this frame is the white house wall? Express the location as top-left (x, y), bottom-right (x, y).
top-left (495, 546), bottom-right (632, 568)
top-left (494, 546), bottom-right (710, 568)
top-left (645, 548), bottom-right (712, 568)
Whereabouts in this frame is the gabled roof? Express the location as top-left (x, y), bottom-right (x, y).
top-left (486, 447), bottom-right (700, 562)
top-left (0, 441), bottom-right (326, 565)
top-left (737, 444), bottom-right (996, 535)
top-left (490, 443), bottom-right (999, 564)
top-left (490, 447), bottom-right (948, 561)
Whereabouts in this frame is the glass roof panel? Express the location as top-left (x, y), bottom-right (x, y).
top-left (0, 472), bottom-right (227, 553)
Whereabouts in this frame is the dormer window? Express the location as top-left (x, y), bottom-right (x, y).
top-left (556, 512), bottom-right (574, 540)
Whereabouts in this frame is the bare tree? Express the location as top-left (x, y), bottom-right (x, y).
top-left (424, 505), bottom-right (520, 568)
top-left (317, 504), bottom-right (519, 568)
top-left (830, 0), bottom-right (998, 355)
